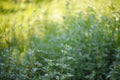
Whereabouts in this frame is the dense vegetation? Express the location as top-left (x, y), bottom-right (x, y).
top-left (0, 0), bottom-right (120, 80)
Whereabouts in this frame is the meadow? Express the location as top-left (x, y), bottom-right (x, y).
top-left (0, 0), bottom-right (120, 80)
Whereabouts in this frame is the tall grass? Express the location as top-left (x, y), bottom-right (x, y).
top-left (0, 0), bottom-right (120, 80)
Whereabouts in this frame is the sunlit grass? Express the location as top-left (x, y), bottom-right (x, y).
top-left (0, 0), bottom-right (119, 50)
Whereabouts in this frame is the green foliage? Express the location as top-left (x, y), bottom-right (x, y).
top-left (0, 0), bottom-right (120, 80)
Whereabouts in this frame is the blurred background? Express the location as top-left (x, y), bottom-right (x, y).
top-left (0, 0), bottom-right (120, 80)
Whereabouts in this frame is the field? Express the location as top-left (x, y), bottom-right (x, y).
top-left (0, 0), bottom-right (120, 80)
